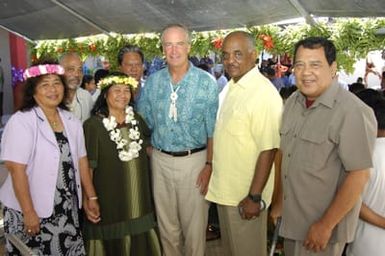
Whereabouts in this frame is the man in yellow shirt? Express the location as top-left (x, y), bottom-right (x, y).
top-left (206, 31), bottom-right (282, 256)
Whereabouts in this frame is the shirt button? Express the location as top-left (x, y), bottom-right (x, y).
top-left (294, 134), bottom-right (297, 138)
top-left (284, 175), bottom-right (287, 179)
top-left (288, 153), bottom-right (291, 157)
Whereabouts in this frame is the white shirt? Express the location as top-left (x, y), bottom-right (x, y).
top-left (68, 87), bottom-right (94, 123)
top-left (347, 138), bottom-right (385, 256)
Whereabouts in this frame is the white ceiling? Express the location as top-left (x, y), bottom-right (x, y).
top-left (1, 0), bottom-right (385, 41)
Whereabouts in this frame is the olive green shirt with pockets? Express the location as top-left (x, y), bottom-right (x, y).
top-left (280, 81), bottom-right (377, 243)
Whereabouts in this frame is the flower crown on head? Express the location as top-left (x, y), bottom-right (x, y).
top-left (23, 64), bottom-right (65, 80)
top-left (97, 75), bottom-right (138, 90)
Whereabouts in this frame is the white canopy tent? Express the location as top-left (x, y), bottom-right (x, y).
top-left (1, 0), bottom-right (384, 41)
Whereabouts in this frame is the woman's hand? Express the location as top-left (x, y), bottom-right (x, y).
top-left (83, 198), bottom-right (101, 223)
top-left (23, 210), bottom-right (40, 236)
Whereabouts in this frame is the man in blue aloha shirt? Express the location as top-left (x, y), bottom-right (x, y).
top-left (137, 23), bottom-right (218, 256)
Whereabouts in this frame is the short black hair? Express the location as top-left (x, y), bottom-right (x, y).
top-left (356, 89), bottom-right (385, 130)
top-left (20, 59), bottom-right (68, 112)
top-left (94, 69), bottom-right (109, 85)
top-left (117, 45), bottom-right (144, 66)
top-left (81, 74), bottom-right (94, 89)
top-left (280, 86), bottom-right (297, 100)
top-left (294, 37), bottom-right (336, 65)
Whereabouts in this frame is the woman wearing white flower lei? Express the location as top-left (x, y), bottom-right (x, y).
top-left (97, 73), bottom-right (143, 161)
top-left (83, 72), bottom-right (161, 256)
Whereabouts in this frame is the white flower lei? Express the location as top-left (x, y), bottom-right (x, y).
top-left (102, 106), bottom-right (143, 161)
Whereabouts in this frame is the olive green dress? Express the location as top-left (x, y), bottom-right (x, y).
top-left (83, 114), bottom-right (161, 256)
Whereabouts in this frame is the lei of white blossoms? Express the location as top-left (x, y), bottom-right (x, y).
top-left (103, 106), bottom-right (143, 161)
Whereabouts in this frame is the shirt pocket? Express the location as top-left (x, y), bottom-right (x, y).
top-left (221, 108), bottom-right (248, 136)
top-left (298, 129), bottom-right (332, 171)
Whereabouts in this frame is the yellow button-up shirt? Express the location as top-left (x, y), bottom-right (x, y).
top-left (206, 67), bottom-right (282, 206)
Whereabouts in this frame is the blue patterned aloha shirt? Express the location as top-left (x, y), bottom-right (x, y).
top-left (137, 63), bottom-right (219, 152)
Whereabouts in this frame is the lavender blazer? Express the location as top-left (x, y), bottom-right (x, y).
top-left (0, 107), bottom-right (86, 218)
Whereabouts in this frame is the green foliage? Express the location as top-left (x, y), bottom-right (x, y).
top-left (31, 18), bottom-right (385, 74)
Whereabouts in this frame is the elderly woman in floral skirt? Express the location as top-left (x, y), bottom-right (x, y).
top-left (83, 72), bottom-right (161, 256)
top-left (0, 60), bottom-right (100, 255)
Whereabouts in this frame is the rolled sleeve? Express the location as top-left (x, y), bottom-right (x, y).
top-left (251, 94), bottom-right (282, 151)
top-left (338, 105), bottom-right (377, 171)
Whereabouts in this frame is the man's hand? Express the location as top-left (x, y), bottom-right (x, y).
top-left (303, 220), bottom-right (333, 252)
top-left (238, 196), bottom-right (262, 220)
top-left (196, 164), bottom-right (212, 195)
top-left (270, 199), bottom-right (282, 225)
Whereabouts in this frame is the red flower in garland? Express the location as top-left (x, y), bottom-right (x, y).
top-left (212, 37), bottom-right (223, 50)
top-left (31, 54), bottom-right (38, 63)
top-left (258, 34), bottom-right (274, 50)
top-left (89, 43), bottom-right (97, 52)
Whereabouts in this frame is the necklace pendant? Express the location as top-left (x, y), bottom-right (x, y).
top-left (170, 92), bottom-right (178, 101)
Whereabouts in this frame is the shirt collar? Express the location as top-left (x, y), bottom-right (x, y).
top-left (296, 79), bottom-right (339, 109)
top-left (166, 61), bottom-right (193, 85)
top-left (228, 66), bottom-right (258, 90)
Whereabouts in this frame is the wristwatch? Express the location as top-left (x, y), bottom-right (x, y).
top-left (248, 193), bottom-right (262, 203)
top-left (248, 193), bottom-right (266, 210)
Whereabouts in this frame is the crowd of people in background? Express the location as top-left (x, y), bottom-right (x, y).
top-left (0, 23), bottom-right (384, 256)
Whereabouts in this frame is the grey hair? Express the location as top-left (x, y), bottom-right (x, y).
top-left (160, 23), bottom-right (191, 44)
top-left (59, 51), bottom-right (82, 65)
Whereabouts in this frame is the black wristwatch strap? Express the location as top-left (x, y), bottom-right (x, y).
top-left (248, 193), bottom-right (262, 203)
top-left (248, 193), bottom-right (266, 210)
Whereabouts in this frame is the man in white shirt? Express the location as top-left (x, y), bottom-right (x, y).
top-left (347, 89), bottom-right (385, 256)
top-left (213, 64), bottom-right (228, 93)
top-left (60, 52), bottom-right (93, 122)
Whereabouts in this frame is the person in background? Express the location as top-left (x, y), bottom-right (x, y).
top-left (83, 72), bottom-right (161, 256)
top-left (138, 24), bottom-right (218, 256)
top-left (346, 89), bottom-right (385, 256)
top-left (213, 64), bottom-right (228, 93)
top-left (0, 60), bottom-right (100, 255)
top-left (60, 52), bottom-right (94, 122)
top-left (94, 69), bottom-right (109, 85)
top-left (272, 37), bottom-right (377, 256)
top-left (265, 66), bottom-right (285, 91)
top-left (81, 74), bottom-right (100, 102)
top-left (349, 82), bottom-right (365, 94)
top-left (206, 31), bottom-right (282, 256)
top-left (117, 45), bottom-right (145, 106)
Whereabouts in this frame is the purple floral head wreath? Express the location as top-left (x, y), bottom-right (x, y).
top-left (23, 64), bottom-right (65, 80)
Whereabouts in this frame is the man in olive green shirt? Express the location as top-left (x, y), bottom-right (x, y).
top-left (275, 37), bottom-right (377, 255)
